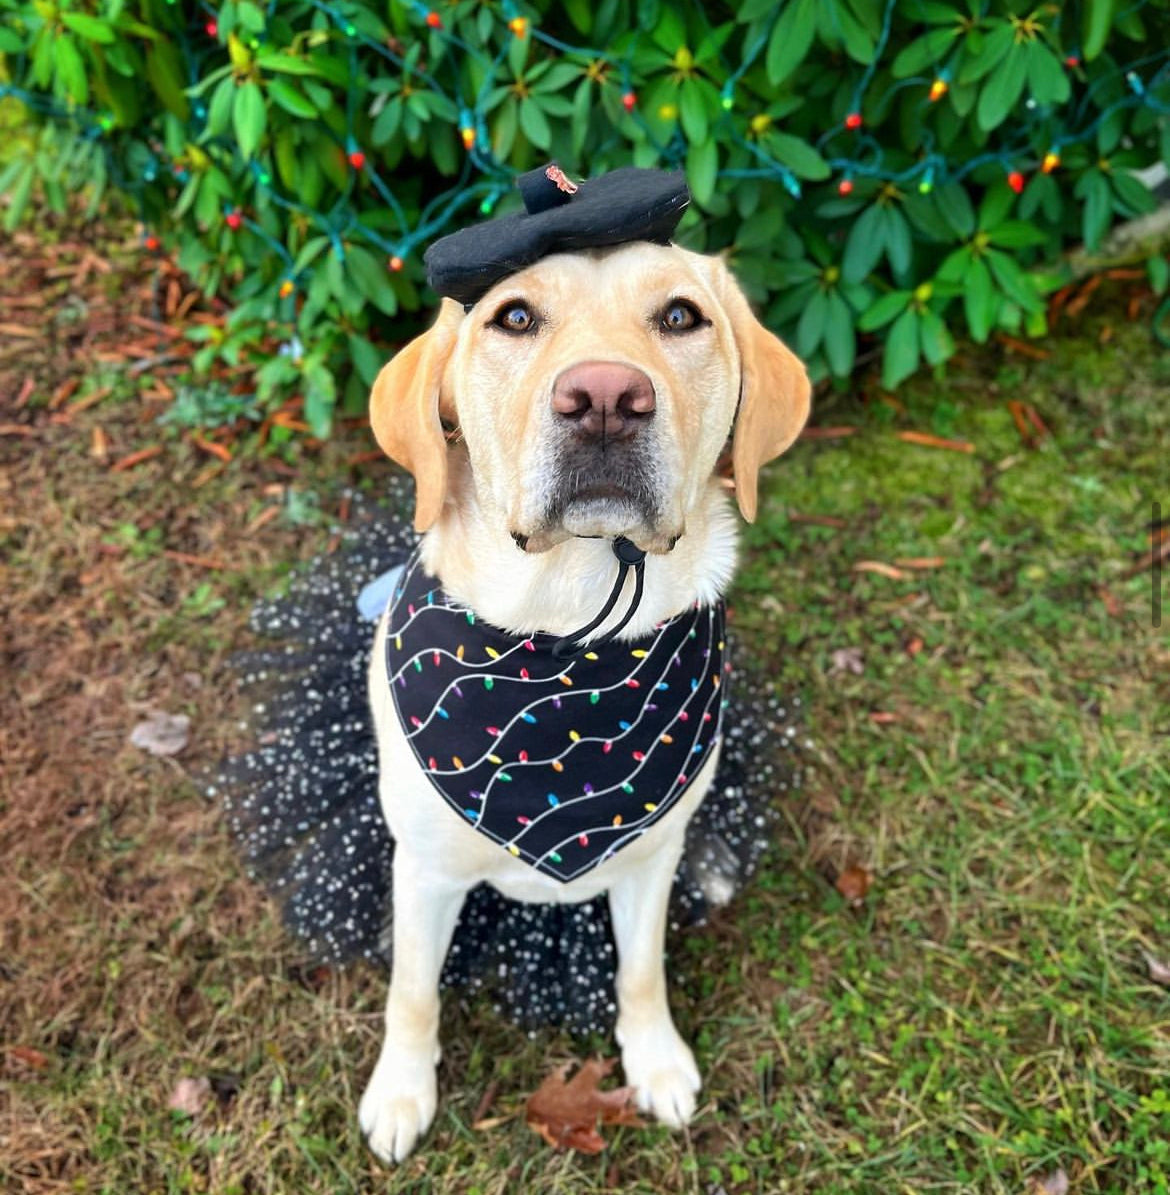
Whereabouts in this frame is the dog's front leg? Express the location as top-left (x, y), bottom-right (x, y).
top-left (608, 844), bottom-right (701, 1128)
top-left (359, 846), bottom-right (467, 1164)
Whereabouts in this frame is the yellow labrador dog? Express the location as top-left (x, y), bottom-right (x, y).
top-left (360, 241), bottom-right (809, 1162)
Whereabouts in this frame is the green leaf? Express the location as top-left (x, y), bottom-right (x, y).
top-left (882, 308), bottom-right (920, 389)
top-left (678, 79), bottom-right (708, 145)
top-left (233, 81), bottom-right (266, 158)
top-left (303, 360), bottom-right (336, 438)
top-left (54, 35), bottom-right (88, 105)
top-left (686, 139), bottom-right (718, 206)
top-left (796, 288), bottom-right (828, 357)
top-left (986, 249), bottom-right (1043, 311)
top-left (963, 256), bottom-right (995, 342)
top-left (977, 182), bottom-right (1015, 232)
top-left (1076, 169), bottom-right (1112, 249)
top-left (347, 246), bottom-right (399, 317)
top-left (1147, 255), bottom-right (1169, 296)
top-left (883, 207), bottom-right (912, 275)
top-left (958, 22), bottom-right (1014, 85)
top-left (857, 290), bottom-right (910, 332)
top-left (0, 27), bottom-right (24, 53)
top-left (1082, 0), bottom-right (1115, 61)
top-left (518, 99), bottom-right (552, 150)
top-left (933, 183), bottom-right (975, 239)
top-left (3, 164), bottom-right (34, 232)
top-left (830, 2), bottom-right (877, 65)
top-left (842, 204), bottom-right (886, 285)
top-left (146, 37), bottom-right (190, 120)
top-left (737, 0), bottom-right (778, 21)
top-left (765, 0), bottom-right (816, 86)
top-left (347, 333), bottom-right (383, 388)
top-left (1111, 171), bottom-right (1157, 217)
top-left (61, 12), bottom-right (115, 42)
top-left (571, 78), bottom-right (592, 157)
top-left (891, 26), bottom-right (960, 79)
top-left (1025, 41), bottom-right (1069, 105)
top-left (935, 248), bottom-right (970, 285)
top-left (976, 44), bottom-right (1028, 132)
top-left (205, 77), bottom-right (236, 139)
top-left (255, 52), bottom-right (324, 76)
top-left (823, 290), bottom-right (856, 376)
top-left (919, 308), bottom-right (954, 367)
top-left (765, 132), bottom-right (829, 181)
top-left (986, 220), bottom-right (1048, 249)
top-left (268, 78), bottom-right (317, 119)
top-left (237, 1), bottom-right (266, 33)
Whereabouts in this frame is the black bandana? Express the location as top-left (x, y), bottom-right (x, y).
top-left (386, 553), bottom-right (727, 883)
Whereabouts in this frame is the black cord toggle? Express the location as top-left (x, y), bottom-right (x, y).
top-left (551, 536), bottom-right (647, 661)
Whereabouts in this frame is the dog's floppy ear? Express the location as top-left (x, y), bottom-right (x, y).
top-left (369, 299), bottom-right (463, 532)
top-left (714, 263), bottom-right (811, 523)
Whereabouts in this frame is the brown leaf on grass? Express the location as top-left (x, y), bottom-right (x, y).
top-left (853, 561), bottom-right (907, 580)
top-left (525, 1058), bottom-right (643, 1154)
top-left (1027, 1168), bottom-right (1069, 1195)
top-left (835, 865), bottom-right (874, 905)
top-left (829, 647), bottom-right (864, 676)
top-left (905, 635), bottom-right (924, 657)
top-left (110, 445), bottom-right (163, 472)
top-left (129, 711), bottom-right (191, 757)
top-left (471, 1080), bottom-right (500, 1128)
top-left (869, 711), bottom-right (899, 725)
top-left (90, 426), bottom-right (110, 462)
top-left (799, 425), bottom-right (856, 440)
top-left (7, 1045), bottom-right (49, 1071)
top-left (896, 431), bottom-right (975, 454)
top-left (1143, 951), bottom-right (1170, 987)
top-left (166, 1076), bottom-right (211, 1117)
top-left (1097, 586), bottom-right (1123, 617)
top-left (996, 334), bottom-right (1050, 361)
top-left (894, 556), bottom-right (947, 570)
top-left (189, 433), bottom-right (232, 462)
top-left (163, 550), bottom-right (224, 569)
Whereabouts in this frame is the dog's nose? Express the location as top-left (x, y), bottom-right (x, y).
top-left (551, 361), bottom-right (655, 439)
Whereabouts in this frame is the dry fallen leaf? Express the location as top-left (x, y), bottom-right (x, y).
top-left (1027, 1167), bottom-right (1069, 1195)
top-left (853, 560), bottom-right (907, 580)
top-left (129, 711), bottom-right (191, 756)
top-left (525, 1058), bottom-right (643, 1154)
top-left (1143, 951), bottom-right (1170, 987)
top-left (167, 1076), bottom-right (211, 1116)
top-left (829, 647), bottom-right (864, 677)
top-left (7, 1045), bottom-right (49, 1071)
top-left (835, 865), bottom-right (874, 905)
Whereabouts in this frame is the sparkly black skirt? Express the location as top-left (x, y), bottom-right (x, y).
top-left (212, 479), bottom-right (802, 1035)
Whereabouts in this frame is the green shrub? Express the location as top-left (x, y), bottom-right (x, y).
top-left (2, 0), bottom-right (1169, 434)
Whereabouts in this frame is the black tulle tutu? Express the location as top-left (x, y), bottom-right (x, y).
top-left (211, 478), bottom-right (802, 1034)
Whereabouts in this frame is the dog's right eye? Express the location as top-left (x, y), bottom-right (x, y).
top-left (491, 302), bottom-right (536, 334)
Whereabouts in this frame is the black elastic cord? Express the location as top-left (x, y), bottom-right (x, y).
top-left (551, 537), bottom-right (647, 660)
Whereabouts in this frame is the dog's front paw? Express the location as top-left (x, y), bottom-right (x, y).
top-left (618, 1022), bottom-right (701, 1128)
top-left (359, 1048), bottom-right (438, 1164)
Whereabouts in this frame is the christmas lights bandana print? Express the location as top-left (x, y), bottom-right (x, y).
top-left (386, 552), bottom-right (727, 883)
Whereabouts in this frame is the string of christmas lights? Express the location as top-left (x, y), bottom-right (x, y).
top-left (3, 0), bottom-right (1168, 317)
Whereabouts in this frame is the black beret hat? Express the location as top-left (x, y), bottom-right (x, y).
top-left (424, 163), bottom-right (691, 306)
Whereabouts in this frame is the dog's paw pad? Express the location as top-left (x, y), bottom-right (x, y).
top-left (359, 1061), bottom-right (437, 1164)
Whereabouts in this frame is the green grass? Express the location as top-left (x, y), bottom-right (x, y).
top-left (3, 284), bottom-right (1168, 1194)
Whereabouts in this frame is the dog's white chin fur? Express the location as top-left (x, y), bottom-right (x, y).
top-left (558, 495), bottom-right (654, 540)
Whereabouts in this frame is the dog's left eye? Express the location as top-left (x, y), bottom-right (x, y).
top-left (492, 301), bottom-right (537, 334)
top-left (660, 300), bottom-right (703, 333)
